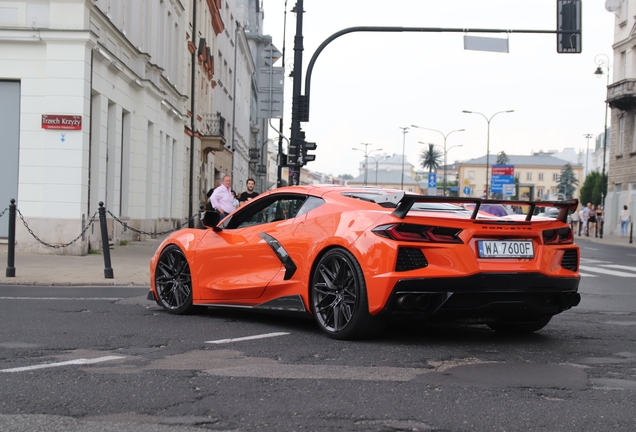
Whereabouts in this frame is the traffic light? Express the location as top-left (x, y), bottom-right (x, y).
top-left (557, 0), bottom-right (581, 54)
top-left (302, 141), bottom-right (317, 164)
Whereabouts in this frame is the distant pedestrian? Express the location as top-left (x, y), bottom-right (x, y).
top-left (206, 180), bottom-right (221, 211)
top-left (588, 204), bottom-right (597, 237)
top-left (210, 175), bottom-right (235, 218)
top-left (231, 190), bottom-right (239, 209)
top-left (239, 178), bottom-right (259, 207)
top-left (620, 205), bottom-right (631, 237)
top-left (579, 204), bottom-right (590, 236)
top-left (571, 205), bottom-right (579, 233)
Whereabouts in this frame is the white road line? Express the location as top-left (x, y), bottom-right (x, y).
top-left (579, 273), bottom-right (598, 278)
top-left (0, 297), bottom-right (122, 301)
top-left (600, 264), bottom-right (636, 272)
top-left (205, 332), bottom-right (290, 344)
top-left (579, 266), bottom-right (636, 278)
top-left (0, 356), bottom-right (125, 373)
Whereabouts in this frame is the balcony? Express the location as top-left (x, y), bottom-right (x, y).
top-left (607, 79), bottom-right (636, 111)
top-left (200, 113), bottom-right (226, 152)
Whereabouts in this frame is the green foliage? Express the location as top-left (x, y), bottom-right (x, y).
top-left (340, 174), bottom-right (354, 180)
top-left (557, 163), bottom-right (578, 199)
top-left (496, 151), bottom-right (510, 165)
top-left (419, 144), bottom-right (442, 173)
top-left (119, 240), bottom-right (128, 246)
top-left (579, 170), bottom-right (607, 206)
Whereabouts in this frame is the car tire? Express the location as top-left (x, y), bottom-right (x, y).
top-left (310, 248), bottom-right (384, 340)
top-left (487, 315), bottom-right (552, 334)
top-left (154, 244), bottom-right (196, 314)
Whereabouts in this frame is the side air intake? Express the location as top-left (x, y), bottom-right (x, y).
top-left (396, 247), bottom-right (428, 272)
top-left (561, 249), bottom-right (578, 271)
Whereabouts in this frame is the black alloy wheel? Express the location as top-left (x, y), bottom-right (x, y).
top-left (155, 245), bottom-right (195, 314)
top-left (310, 248), bottom-right (383, 340)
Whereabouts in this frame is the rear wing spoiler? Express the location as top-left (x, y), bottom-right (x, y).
top-left (372, 191), bottom-right (578, 223)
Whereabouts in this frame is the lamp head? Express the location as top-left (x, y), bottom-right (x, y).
top-left (462, 110), bottom-right (472, 114)
top-left (594, 66), bottom-right (604, 77)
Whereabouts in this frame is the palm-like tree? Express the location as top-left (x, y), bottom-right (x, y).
top-left (420, 143), bottom-right (442, 173)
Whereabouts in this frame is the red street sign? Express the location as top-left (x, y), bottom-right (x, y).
top-left (41, 115), bottom-right (82, 130)
top-left (491, 164), bottom-right (514, 176)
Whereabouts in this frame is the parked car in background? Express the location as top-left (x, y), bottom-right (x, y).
top-left (463, 203), bottom-right (513, 217)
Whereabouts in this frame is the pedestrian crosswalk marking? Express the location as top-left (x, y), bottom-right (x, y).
top-left (600, 264), bottom-right (636, 272)
top-left (579, 265), bottom-right (636, 278)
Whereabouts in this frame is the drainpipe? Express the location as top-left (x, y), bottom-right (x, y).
top-left (231, 22), bottom-right (241, 187)
top-left (188, 0), bottom-right (197, 228)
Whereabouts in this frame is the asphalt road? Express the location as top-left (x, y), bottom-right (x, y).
top-left (0, 242), bottom-right (635, 431)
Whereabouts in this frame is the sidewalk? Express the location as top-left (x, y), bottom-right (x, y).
top-left (573, 231), bottom-right (636, 248)
top-left (0, 237), bottom-right (166, 287)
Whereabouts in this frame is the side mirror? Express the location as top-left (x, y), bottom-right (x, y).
top-left (202, 210), bottom-right (221, 228)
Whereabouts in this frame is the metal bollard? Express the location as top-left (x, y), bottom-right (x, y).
top-left (5, 199), bottom-right (16, 277)
top-left (630, 222), bottom-right (633, 244)
top-left (98, 202), bottom-right (114, 279)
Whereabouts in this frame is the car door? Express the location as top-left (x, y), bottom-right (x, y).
top-left (194, 194), bottom-right (308, 301)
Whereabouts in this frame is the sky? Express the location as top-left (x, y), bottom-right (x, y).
top-left (260, 0), bottom-right (616, 177)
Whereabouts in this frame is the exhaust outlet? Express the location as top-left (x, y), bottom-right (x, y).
top-left (416, 294), bottom-right (431, 310)
top-left (396, 294), bottom-right (415, 310)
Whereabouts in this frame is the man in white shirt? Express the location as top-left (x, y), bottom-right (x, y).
top-left (210, 175), bottom-right (235, 218)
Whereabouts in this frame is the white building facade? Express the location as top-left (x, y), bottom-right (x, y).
top-left (603, 0), bottom-right (636, 235)
top-left (0, 0), bottom-right (270, 254)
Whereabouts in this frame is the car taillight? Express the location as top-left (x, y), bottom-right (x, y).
top-left (372, 224), bottom-right (463, 244)
top-left (543, 227), bottom-right (573, 245)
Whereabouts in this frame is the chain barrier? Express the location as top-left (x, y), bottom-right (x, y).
top-left (7, 203), bottom-right (197, 250)
top-left (107, 210), bottom-right (200, 236)
top-left (15, 208), bottom-right (100, 249)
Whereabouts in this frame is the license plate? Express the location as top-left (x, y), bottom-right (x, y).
top-left (477, 240), bottom-right (534, 258)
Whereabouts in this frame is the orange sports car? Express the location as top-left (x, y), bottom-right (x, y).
top-left (148, 185), bottom-right (580, 340)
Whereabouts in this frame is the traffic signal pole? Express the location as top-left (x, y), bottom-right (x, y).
top-left (288, 0), bottom-right (305, 186)
top-left (287, 1), bottom-right (580, 186)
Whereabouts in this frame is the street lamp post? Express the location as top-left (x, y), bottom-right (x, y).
top-left (352, 143), bottom-right (382, 186)
top-left (583, 133), bottom-right (593, 179)
top-left (412, 125), bottom-right (465, 196)
top-left (399, 127), bottom-right (409, 190)
top-left (369, 154), bottom-right (387, 186)
top-left (462, 110), bottom-right (514, 199)
top-left (594, 54), bottom-right (611, 217)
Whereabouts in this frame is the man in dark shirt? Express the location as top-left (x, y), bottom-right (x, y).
top-left (239, 178), bottom-right (259, 207)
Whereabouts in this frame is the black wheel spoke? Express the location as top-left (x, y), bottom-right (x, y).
top-left (312, 252), bottom-right (361, 334)
top-left (155, 246), bottom-right (193, 312)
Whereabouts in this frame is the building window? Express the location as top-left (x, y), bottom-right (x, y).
top-left (526, 172), bottom-right (532, 181)
top-left (553, 173), bottom-right (559, 181)
top-left (469, 170), bottom-right (474, 179)
top-left (537, 188), bottom-right (544, 198)
top-left (619, 116), bottom-right (625, 153)
top-left (621, 50), bottom-right (627, 80)
top-left (538, 173), bottom-right (544, 180)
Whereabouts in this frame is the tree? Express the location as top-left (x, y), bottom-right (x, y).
top-left (579, 170), bottom-right (606, 206)
top-left (557, 163), bottom-right (578, 199)
top-left (496, 151), bottom-right (510, 165)
top-left (339, 174), bottom-right (354, 180)
top-left (419, 144), bottom-right (442, 173)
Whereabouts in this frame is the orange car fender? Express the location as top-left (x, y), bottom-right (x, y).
top-left (150, 229), bottom-right (207, 300)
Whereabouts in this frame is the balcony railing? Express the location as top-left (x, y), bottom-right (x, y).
top-left (200, 113), bottom-right (225, 138)
top-left (607, 79), bottom-right (636, 111)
